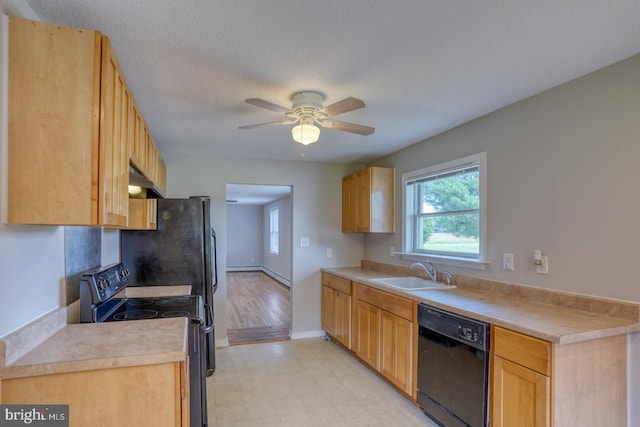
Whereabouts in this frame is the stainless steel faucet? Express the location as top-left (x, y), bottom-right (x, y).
top-left (410, 262), bottom-right (438, 282)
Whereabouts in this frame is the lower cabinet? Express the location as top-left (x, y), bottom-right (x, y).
top-left (380, 310), bottom-right (413, 394)
top-left (491, 325), bottom-right (627, 427)
top-left (1, 362), bottom-right (189, 427)
top-left (352, 282), bottom-right (415, 397)
top-left (492, 356), bottom-right (550, 427)
top-left (321, 273), bottom-right (352, 349)
top-left (353, 299), bottom-right (380, 369)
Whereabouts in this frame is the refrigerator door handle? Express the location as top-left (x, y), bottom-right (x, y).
top-left (203, 303), bottom-right (215, 334)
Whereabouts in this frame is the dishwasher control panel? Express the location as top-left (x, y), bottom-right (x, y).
top-left (418, 303), bottom-right (488, 351)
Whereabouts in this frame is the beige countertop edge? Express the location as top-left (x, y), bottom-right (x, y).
top-left (0, 318), bottom-right (188, 381)
top-left (0, 351), bottom-right (187, 380)
top-left (322, 267), bottom-right (640, 344)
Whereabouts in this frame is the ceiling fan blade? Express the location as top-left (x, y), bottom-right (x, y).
top-left (320, 120), bottom-right (375, 136)
top-left (245, 98), bottom-right (291, 114)
top-left (320, 97), bottom-right (365, 117)
top-left (239, 119), bottom-right (298, 130)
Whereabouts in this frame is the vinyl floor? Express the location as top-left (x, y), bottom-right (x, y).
top-left (207, 338), bottom-right (437, 426)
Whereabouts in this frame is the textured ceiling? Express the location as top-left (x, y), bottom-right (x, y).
top-left (24, 0), bottom-right (640, 164)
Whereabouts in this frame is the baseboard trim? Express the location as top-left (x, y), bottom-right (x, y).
top-left (226, 266), bottom-right (261, 272)
top-left (262, 267), bottom-right (291, 287)
top-left (215, 337), bottom-right (230, 348)
top-left (290, 329), bottom-right (325, 340)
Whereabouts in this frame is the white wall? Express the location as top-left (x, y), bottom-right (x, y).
top-left (263, 195), bottom-right (292, 284)
top-left (165, 156), bottom-right (363, 341)
top-left (0, 0), bottom-right (121, 338)
top-left (226, 204), bottom-right (262, 268)
top-left (366, 53), bottom-right (640, 425)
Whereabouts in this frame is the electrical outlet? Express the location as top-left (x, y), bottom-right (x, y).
top-left (300, 237), bottom-right (309, 247)
top-left (390, 246), bottom-right (395, 257)
top-left (326, 248), bottom-right (332, 258)
top-left (536, 256), bottom-right (549, 275)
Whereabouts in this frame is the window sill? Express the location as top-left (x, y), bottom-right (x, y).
top-left (399, 252), bottom-right (490, 270)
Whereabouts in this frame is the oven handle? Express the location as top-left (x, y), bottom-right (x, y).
top-left (203, 303), bottom-right (215, 334)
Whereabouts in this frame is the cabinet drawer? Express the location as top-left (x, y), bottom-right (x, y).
top-left (493, 326), bottom-right (551, 376)
top-left (322, 273), bottom-right (351, 295)
top-left (354, 282), bottom-right (414, 321)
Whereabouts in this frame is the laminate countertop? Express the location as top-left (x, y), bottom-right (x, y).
top-left (0, 317), bottom-right (188, 380)
top-left (322, 267), bottom-right (640, 344)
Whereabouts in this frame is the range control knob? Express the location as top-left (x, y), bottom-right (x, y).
top-left (97, 277), bottom-right (108, 291)
top-left (118, 267), bottom-right (130, 279)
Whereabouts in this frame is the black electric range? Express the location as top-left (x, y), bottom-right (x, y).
top-left (79, 263), bottom-right (211, 427)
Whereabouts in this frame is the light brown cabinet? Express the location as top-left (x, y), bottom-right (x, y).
top-left (342, 167), bottom-right (394, 233)
top-left (1, 362), bottom-right (189, 427)
top-left (127, 198), bottom-right (158, 230)
top-left (491, 326), bottom-right (627, 427)
top-left (99, 36), bottom-right (131, 227)
top-left (321, 273), bottom-right (352, 349)
top-left (491, 326), bottom-right (551, 427)
top-left (5, 16), bottom-right (165, 226)
top-left (353, 299), bottom-right (381, 370)
top-left (352, 282), bottom-right (415, 396)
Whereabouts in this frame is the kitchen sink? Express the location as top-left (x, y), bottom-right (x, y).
top-left (371, 276), bottom-right (456, 291)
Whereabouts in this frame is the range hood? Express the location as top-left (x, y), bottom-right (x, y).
top-left (128, 165), bottom-right (164, 198)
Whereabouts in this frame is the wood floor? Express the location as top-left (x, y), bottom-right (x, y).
top-left (226, 271), bottom-right (291, 345)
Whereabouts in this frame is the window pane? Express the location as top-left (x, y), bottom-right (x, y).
top-left (420, 169), bottom-right (479, 214)
top-left (416, 213), bottom-right (479, 255)
top-left (270, 208), bottom-right (279, 254)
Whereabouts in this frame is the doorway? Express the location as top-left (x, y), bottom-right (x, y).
top-left (225, 183), bottom-right (293, 345)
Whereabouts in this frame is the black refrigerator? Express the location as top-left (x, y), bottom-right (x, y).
top-left (120, 196), bottom-right (217, 375)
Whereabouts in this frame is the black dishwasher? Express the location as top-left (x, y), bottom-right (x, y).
top-left (417, 304), bottom-right (490, 427)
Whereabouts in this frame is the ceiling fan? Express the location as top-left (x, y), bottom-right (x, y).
top-left (239, 91), bottom-right (375, 145)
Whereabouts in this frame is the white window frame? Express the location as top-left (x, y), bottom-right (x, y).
top-left (269, 207), bottom-right (279, 254)
top-left (401, 152), bottom-right (489, 270)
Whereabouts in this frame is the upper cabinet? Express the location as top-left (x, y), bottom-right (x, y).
top-left (4, 16), bottom-right (165, 226)
top-left (342, 167), bottom-right (394, 233)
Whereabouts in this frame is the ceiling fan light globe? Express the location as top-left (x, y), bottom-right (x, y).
top-left (292, 123), bottom-right (320, 145)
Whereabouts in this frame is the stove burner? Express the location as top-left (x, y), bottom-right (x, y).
top-left (157, 297), bottom-right (193, 307)
top-left (112, 310), bottom-right (158, 321)
top-left (162, 311), bottom-right (191, 318)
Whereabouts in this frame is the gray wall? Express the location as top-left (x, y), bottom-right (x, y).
top-left (165, 157), bottom-right (363, 343)
top-left (226, 204), bottom-right (262, 269)
top-left (366, 53), bottom-right (640, 424)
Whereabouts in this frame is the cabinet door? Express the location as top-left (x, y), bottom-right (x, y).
top-left (380, 310), bottom-right (413, 395)
top-left (355, 169), bottom-right (372, 232)
top-left (321, 285), bottom-right (336, 337)
top-left (342, 174), bottom-right (357, 232)
top-left (99, 37), bottom-right (129, 227)
top-left (354, 299), bottom-right (380, 370)
top-left (6, 17), bottom-right (101, 225)
top-left (1, 362), bottom-right (188, 427)
top-left (335, 290), bottom-right (352, 349)
top-left (492, 356), bottom-right (550, 427)
top-left (127, 199), bottom-right (158, 230)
